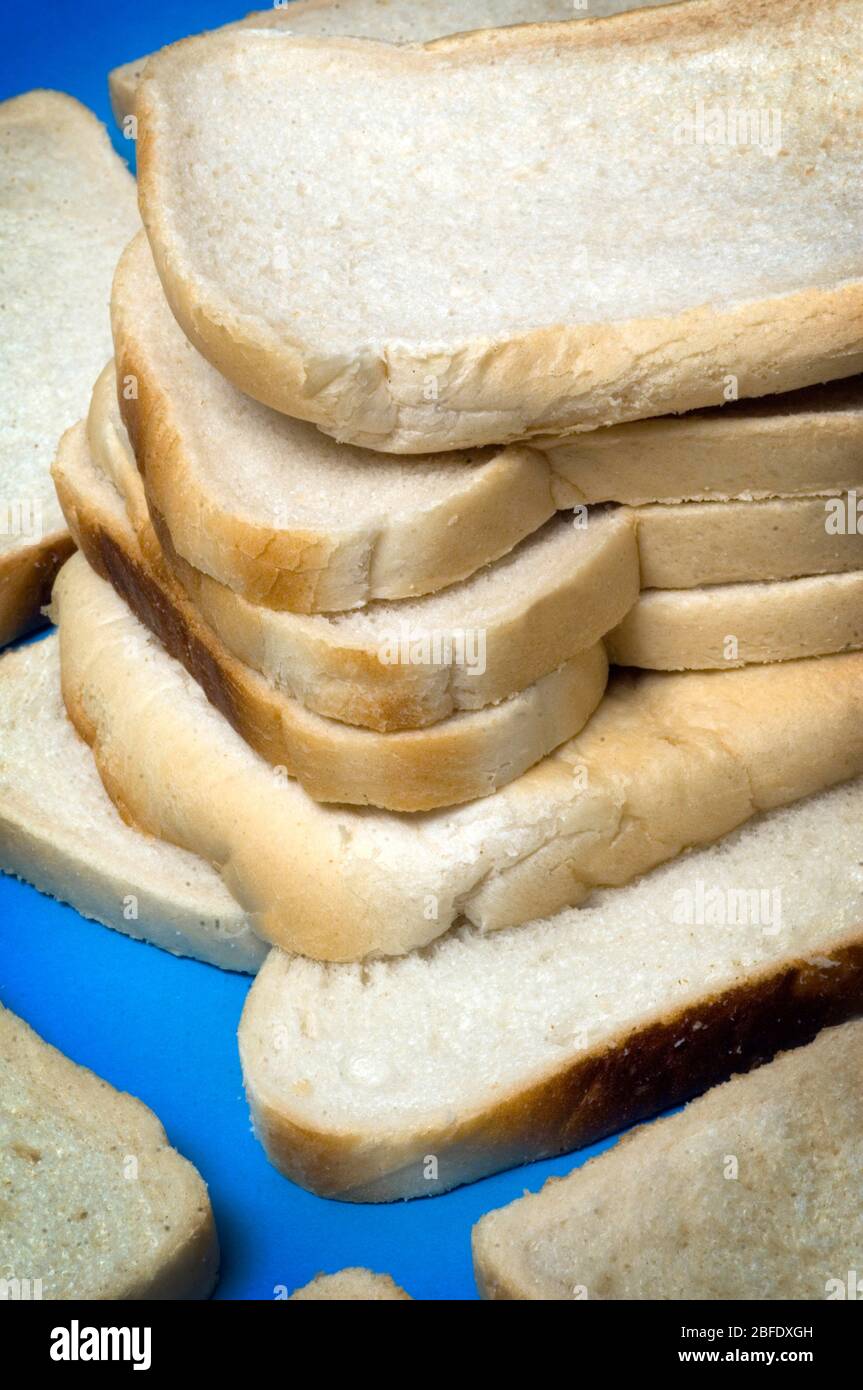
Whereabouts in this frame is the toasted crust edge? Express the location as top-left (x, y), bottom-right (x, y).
top-left (0, 532), bottom-right (75, 647)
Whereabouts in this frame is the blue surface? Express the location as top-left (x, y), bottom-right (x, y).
top-left (0, 3), bottom-right (623, 1301)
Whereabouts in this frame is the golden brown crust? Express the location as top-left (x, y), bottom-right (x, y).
top-left (52, 425), bottom-right (608, 810)
top-left (243, 930), bottom-right (863, 1200)
top-left (0, 531), bottom-right (75, 647)
top-left (111, 238), bottom-right (557, 613)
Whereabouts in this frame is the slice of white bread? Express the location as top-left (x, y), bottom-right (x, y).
top-left (473, 1020), bottom-right (863, 1299)
top-left (608, 572), bottom-right (863, 670)
top-left (0, 636), bottom-right (263, 973)
top-left (110, 0), bottom-right (678, 125)
top-left (238, 780), bottom-right (863, 1200)
top-left (289, 1269), bottom-right (412, 1301)
top-left (52, 436), bottom-right (609, 811)
top-left (541, 376), bottom-right (863, 505)
top-left (136, 2), bottom-right (863, 452)
top-left (0, 1003), bottom-right (219, 1297)
top-left (90, 361), bottom-right (637, 732)
top-left (632, 494), bottom-right (863, 589)
top-left (113, 234), bottom-right (558, 612)
top-left (0, 91), bottom-right (138, 645)
top-left (51, 540), bottom-right (863, 960)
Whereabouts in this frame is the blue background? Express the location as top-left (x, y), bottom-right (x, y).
top-left (0, 1), bottom-right (622, 1300)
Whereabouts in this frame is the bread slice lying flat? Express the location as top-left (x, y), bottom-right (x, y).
top-left (289, 1269), bottom-right (412, 1301)
top-left (0, 91), bottom-right (138, 645)
top-left (0, 636), bottom-right (262, 973)
top-left (137, 1), bottom-right (863, 452)
top-left (473, 1020), bottom-right (863, 1299)
top-left (632, 494), bottom-right (863, 589)
top-left (112, 234), bottom-right (559, 612)
top-left (239, 778), bottom-right (863, 1199)
top-left (51, 532), bottom-right (863, 959)
top-left (608, 572), bottom-right (863, 669)
top-left (541, 377), bottom-right (863, 505)
top-left (0, 1004), bottom-right (218, 1297)
top-left (110, 0), bottom-right (674, 124)
top-left (52, 434), bottom-right (609, 811)
top-left (91, 362), bottom-right (637, 732)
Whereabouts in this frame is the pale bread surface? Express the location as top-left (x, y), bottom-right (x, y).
top-left (0, 636), bottom-right (262, 972)
top-left (109, 0), bottom-right (676, 123)
top-left (289, 1268), bottom-right (412, 1300)
top-left (0, 91), bottom-right (137, 642)
top-left (239, 780), bottom-right (863, 1197)
top-left (473, 1021), bottom-right (863, 1299)
top-left (137, 2), bottom-right (863, 451)
top-left (0, 1003), bottom-right (218, 1298)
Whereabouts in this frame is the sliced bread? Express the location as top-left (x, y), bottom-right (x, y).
top-left (608, 572), bottom-right (863, 669)
top-left (91, 361), bottom-right (637, 732)
top-left (52, 435), bottom-right (609, 810)
top-left (473, 1020), bottom-right (863, 1299)
top-left (238, 778), bottom-right (863, 1199)
top-left (112, 234), bottom-right (558, 612)
top-left (541, 376), bottom-right (863, 505)
top-left (109, 0), bottom-right (678, 125)
top-left (0, 91), bottom-right (138, 645)
top-left (289, 1269), bottom-right (412, 1301)
top-left (0, 636), bottom-right (263, 973)
top-left (51, 539), bottom-right (863, 959)
top-left (632, 494), bottom-right (863, 589)
top-left (0, 1003), bottom-right (218, 1297)
top-left (136, 2), bottom-right (863, 451)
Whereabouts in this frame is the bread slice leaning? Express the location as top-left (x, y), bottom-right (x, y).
top-left (239, 778), bottom-right (863, 1200)
top-left (289, 1269), bottom-right (412, 1301)
top-left (52, 434), bottom-right (609, 811)
top-left (136, 2), bottom-right (863, 452)
top-left (473, 1020), bottom-right (863, 1299)
top-left (112, 234), bottom-right (559, 612)
top-left (0, 91), bottom-right (138, 645)
top-left (540, 376), bottom-right (863, 505)
top-left (0, 636), bottom-right (263, 973)
top-left (51, 535), bottom-right (863, 960)
top-left (91, 361), bottom-right (638, 732)
top-left (0, 1003), bottom-right (218, 1297)
top-left (608, 572), bottom-right (863, 669)
top-left (109, 0), bottom-right (676, 125)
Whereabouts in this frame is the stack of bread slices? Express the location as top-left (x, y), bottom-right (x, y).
top-left (2, 0), bottom-right (863, 1299)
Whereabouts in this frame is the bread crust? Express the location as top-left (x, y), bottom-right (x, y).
top-left (49, 438), bottom-right (863, 958)
top-left (0, 1004), bottom-right (219, 1298)
top-left (540, 376), bottom-right (863, 505)
top-left (608, 572), bottom-right (863, 669)
top-left (90, 357), bottom-right (638, 731)
top-left (472, 1018), bottom-right (863, 1299)
top-left (53, 425), bottom-right (609, 811)
top-left (0, 638), bottom-right (264, 973)
top-left (137, 1), bottom-right (863, 452)
top-left (632, 495), bottom-right (863, 589)
top-left (112, 237), bottom-right (558, 612)
top-left (241, 930), bottom-right (863, 1200)
top-left (0, 531), bottom-right (75, 647)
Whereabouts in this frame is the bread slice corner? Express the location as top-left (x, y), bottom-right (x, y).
top-left (0, 1003), bottom-right (219, 1298)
